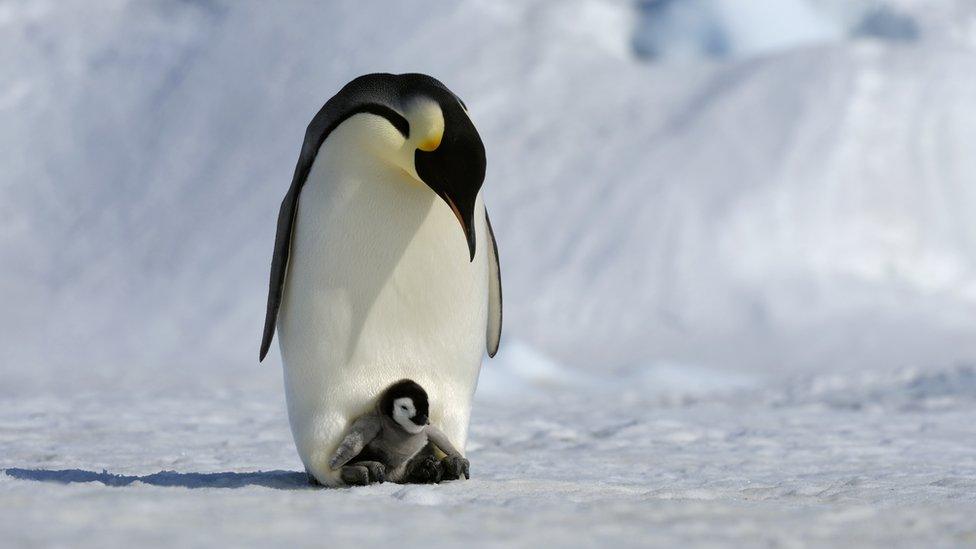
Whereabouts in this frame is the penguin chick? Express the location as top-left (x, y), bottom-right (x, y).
top-left (328, 379), bottom-right (470, 486)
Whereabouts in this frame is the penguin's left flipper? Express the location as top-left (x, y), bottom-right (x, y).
top-left (485, 209), bottom-right (502, 358)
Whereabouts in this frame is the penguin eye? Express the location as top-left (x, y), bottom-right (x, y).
top-left (400, 405), bottom-right (407, 411)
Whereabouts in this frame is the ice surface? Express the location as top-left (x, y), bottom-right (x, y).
top-left (3, 364), bottom-right (975, 546)
top-left (3, 0), bottom-right (976, 546)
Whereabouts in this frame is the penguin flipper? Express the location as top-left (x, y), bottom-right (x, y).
top-left (485, 209), bottom-right (502, 358)
top-left (260, 184), bottom-right (300, 362)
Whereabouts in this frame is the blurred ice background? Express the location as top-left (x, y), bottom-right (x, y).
top-left (3, 1), bottom-right (976, 545)
top-left (3, 0), bottom-right (976, 396)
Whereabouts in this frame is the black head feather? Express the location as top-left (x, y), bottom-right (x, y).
top-left (379, 379), bottom-right (430, 426)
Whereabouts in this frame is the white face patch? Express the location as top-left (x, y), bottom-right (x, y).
top-left (392, 397), bottom-right (425, 434)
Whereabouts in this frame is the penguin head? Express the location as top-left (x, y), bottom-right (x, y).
top-left (380, 379), bottom-right (430, 434)
top-left (406, 79), bottom-right (486, 262)
top-left (323, 73), bottom-right (486, 260)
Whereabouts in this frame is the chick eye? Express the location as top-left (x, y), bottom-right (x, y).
top-left (400, 405), bottom-right (407, 410)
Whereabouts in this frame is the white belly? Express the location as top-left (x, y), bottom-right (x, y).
top-left (277, 146), bottom-right (488, 485)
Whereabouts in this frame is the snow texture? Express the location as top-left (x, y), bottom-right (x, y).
top-left (3, 0), bottom-right (976, 546)
top-left (3, 364), bottom-right (976, 547)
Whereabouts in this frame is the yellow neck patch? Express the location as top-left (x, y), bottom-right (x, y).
top-left (407, 98), bottom-right (444, 152)
top-left (418, 133), bottom-right (442, 152)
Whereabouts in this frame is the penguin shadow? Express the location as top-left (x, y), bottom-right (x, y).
top-left (2, 468), bottom-right (315, 490)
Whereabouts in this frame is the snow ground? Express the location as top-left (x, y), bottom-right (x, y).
top-left (3, 363), bottom-right (976, 547)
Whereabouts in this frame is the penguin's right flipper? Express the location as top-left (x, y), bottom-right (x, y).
top-left (329, 416), bottom-right (382, 469)
top-left (485, 209), bottom-right (502, 358)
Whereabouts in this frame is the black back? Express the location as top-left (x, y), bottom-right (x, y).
top-left (258, 73), bottom-right (464, 361)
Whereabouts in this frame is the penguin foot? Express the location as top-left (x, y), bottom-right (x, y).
top-left (355, 460), bottom-right (387, 484)
top-left (405, 455), bottom-right (443, 484)
top-left (339, 461), bottom-right (387, 486)
top-left (440, 456), bottom-right (470, 481)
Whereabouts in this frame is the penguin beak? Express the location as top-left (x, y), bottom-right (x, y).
top-left (440, 192), bottom-right (477, 262)
top-left (413, 99), bottom-right (485, 263)
top-left (413, 414), bottom-right (429, 426)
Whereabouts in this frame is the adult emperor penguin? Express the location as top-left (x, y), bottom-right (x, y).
top-left (259, 73), bottom-right (502, 486)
